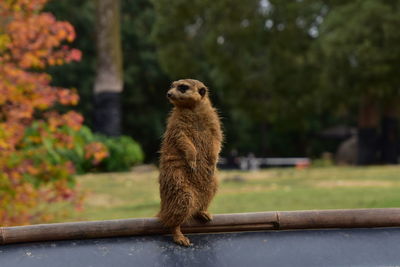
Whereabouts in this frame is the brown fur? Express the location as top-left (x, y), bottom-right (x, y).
top-left (158, 79), bottom-right (223, 246)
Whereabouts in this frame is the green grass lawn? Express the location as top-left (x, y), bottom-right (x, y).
top-left (69, 165), bottom-right (400, 222)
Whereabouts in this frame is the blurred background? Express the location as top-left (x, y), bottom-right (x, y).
top-left (1, 0), bottom-right (399, 226)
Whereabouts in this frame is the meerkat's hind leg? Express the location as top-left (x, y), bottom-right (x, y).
top-left (172, 225), bottom-right (192, 247)
top-left (195, 210), bottom-right (213, 222)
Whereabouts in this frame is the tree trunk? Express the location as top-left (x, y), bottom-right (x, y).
top-left (93, 0), bottom-right (123, 136)
top-left (381, 100), bottom-right (399, 164)
top-left (357, 96), bottom-right (380, 165)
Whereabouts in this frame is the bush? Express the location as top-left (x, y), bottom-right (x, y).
top-left (47, 125), bottom-right (144, 173)
top-left (97, 135), bottom-right (144, 172)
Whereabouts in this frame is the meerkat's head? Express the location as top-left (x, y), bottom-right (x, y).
top-left (167, 79), bottom-right (208, 108)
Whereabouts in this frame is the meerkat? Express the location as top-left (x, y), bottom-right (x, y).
top-left (158, 79), bottom-right (223, 246)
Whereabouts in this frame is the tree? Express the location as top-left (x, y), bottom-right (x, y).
top-left (0, 0), bottom-right (106, 225)
top-left (93, 0), bottom-right (123, 136)
top-left (152, 0), bottom-right (321, 156)
top-left (318, 0), bottom-right (400, 164)
top-left (45, 0), bottom-right (400, 161)
top-left (45, 0), bottom-right (171, 162)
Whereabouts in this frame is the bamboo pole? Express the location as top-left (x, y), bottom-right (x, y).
top-left (278, 208), bottom-right (400, 229)
top-left (1, 208), bottom-right (400, 245)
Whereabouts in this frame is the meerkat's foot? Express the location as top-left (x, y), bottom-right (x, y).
top-left (173, 234), bottom-right (192, 247)
top-left (172, 226), bottom-right (192, 247)
top-left (188, 160), bottom-right (197, 171)
top-left (196, 211), bottom-right (213, 222)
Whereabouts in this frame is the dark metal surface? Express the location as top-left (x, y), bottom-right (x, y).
top-left (1, 228), bottom-right (400, 267)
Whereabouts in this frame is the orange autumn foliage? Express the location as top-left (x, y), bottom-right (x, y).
top-left (0, 0), bottom-right (107, 226)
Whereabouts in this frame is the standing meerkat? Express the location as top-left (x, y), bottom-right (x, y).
top-left (158, 79), bottom-right (223, 246)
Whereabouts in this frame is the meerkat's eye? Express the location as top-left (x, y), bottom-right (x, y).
top-left (199, 87), bottom-right (206, 96)
top-left (177, 84), bottom-right (189, 93)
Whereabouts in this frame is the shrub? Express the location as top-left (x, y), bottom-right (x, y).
top-left (52, 125), bottom-right (144, 173)
top-left (0, 0), bottom-right (106, 225)
top-left (97, 135), bottom-right (144, 172)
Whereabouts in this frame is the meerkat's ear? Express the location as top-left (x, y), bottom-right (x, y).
top-left (199, 87), bottom-right (207, 97)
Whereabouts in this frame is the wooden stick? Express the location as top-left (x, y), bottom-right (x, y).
top-left (278, 208), bottom-right (400, 230)
top-left (1, 208), bottom-right (400, 245)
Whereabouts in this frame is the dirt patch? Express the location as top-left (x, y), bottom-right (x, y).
top-left (220, 184), bottom-right (279, 194)
top-left (219, 171), bottom-right (276, 181)
top-left (131, 164), bottom-right (158, 173)
top-left (315, 180), bottom-right (396, 188)
top-left (85, 193), bottom-right (125, 207)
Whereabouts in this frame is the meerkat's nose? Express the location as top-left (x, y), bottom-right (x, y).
top-left (167, 92), bottom-right (172, 98)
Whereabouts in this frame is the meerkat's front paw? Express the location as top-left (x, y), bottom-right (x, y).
top-left (173, 235), bottom-right (192, 247)
top-left (196, 211), bottom-right (213, 222)
top-left (188, 160), bottom-right (197, 171)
